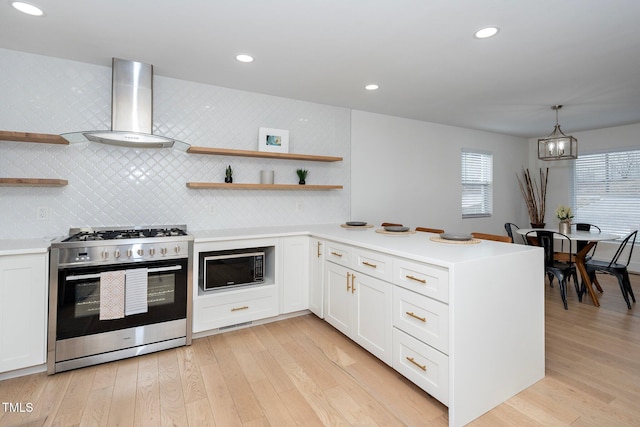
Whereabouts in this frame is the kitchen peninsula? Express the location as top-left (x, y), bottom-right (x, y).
top-left (192, 224), bottom-right (545, 427)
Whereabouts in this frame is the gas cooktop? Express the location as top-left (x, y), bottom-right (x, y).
top-left (51, 225), bottom-right (193, 266)
top-left (63, 226), bottom-right (189, 242)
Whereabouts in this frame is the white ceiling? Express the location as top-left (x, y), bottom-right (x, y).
top-left (2, 0), bottom-right (640, 138)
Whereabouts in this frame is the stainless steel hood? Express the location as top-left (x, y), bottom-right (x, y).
top-left (62, 58), bottom-right (186, 149)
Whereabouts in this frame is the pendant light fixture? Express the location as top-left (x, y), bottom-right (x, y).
top-left (538, 105), bottom-right (578, 160)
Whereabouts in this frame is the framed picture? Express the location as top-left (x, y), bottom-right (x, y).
top-left (258, 127), bottom-right (289, 153)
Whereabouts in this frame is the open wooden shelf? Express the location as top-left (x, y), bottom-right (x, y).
top-left (0, 130), bottom-right (69, 145)
top-left (0, 178), bottom-right (68, 187)
top-left (1, 130), bottom-right (69, 186)
top-left (186, 182), bottom-right (343, 190)
top-left (187, 146), bottom-right (342, 162)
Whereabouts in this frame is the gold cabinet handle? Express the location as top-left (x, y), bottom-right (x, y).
top-left (362, 261), bottom-right (377, 269)
top-left (346, 272), bottom-right (351, 292)
top-left (406, 275), bottom-right (426, 284)
top-left (317, 241), bottom-right (322, 258)
top-left (351, 274), bottom-right (356, 293)
top-left (331, 251), bottom-right (343, 257)
top-left (231, 306), bottom-right (249, 312)
top-left (406, 311), bottom-right (427, 323)
top-left (406, 356), bottom-right (427, 371)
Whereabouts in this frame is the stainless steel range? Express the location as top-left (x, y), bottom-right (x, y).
top-left (47, 225), bottom-right (193, 374)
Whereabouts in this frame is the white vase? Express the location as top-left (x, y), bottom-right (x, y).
top-left (559, 221), bottom-right (571, 235)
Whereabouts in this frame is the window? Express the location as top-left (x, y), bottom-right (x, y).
top-left (461, 149), bottom-right (493, 218)
top-left (572, 148), bottom-right (640, 236)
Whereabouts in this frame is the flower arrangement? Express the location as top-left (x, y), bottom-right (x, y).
top-left (555, 205), bottom-right (574, 222)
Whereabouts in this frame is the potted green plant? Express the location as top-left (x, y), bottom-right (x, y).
top-left (224, 165), bottom-right (233, 183)
top-left (296, 168), bottom-right (308, 185)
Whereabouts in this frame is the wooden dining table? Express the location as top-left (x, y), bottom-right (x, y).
top-left (517, 228), bottom-right (620, 307)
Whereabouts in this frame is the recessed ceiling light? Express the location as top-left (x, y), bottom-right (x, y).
top-left (365, 84), bottom-right (379, 91)
top-left (236, 54), bottom-right (254, 63)
top-left (11, 1), bottom-right (44, 16)
top-left (474, 26), bottom-right (499, 39)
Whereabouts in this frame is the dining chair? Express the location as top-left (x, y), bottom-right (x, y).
top-left (504, 222), bottom-right (521, 243)
top-left (585, 230), bottom-right (637, 309)
top-left (416, 226), bottom-right (445, 234)
top-left (526, 230), bottom-right (579, 310)
top-left (471, 232), bottom-right (512, 243)
top-left (574, 223), bottom-right (602, 255)
top-left (381, 222), bottom-right (403, 227)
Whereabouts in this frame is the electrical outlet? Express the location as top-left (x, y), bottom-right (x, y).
top-left (37, 206), bottom-right (49, 220)
top-left (296, 202), bottom-right (303, 212)
top-left (206, 205), bottom-right (216, 216)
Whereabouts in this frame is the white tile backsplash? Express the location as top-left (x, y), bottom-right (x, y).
top-left (0, 49), bottom-right (350, 239)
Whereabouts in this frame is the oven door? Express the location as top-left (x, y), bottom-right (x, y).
top-left (56, 258), bottom-right (188, 340)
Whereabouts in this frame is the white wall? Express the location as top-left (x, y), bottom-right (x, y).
top-left (351, 110), bottom-right (530, 235)
top-left (0, 49), bottom-right (351, 239)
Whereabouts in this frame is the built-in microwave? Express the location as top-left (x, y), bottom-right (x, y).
top-left (200, 249), bottom-right (265, 291)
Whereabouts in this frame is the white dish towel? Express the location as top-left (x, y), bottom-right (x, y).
top-left (99, 270), bottom-right (126, 320)
top-left (125, 268), bottom-right (149, 315)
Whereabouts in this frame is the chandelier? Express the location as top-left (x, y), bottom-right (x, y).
top-left (537, 105), bottom-right (578, 160)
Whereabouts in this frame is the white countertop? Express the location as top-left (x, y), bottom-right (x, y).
top-left (192, 223), bottom-right (539, 268)
top-left (1, 224), bottom-right (539, 265)
top-left (0, 238), bottom-right (52, 256)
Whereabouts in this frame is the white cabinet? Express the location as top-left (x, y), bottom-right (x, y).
top-left (308, 237), bottom-right (324, 318)
top-left (0, 253), bottom-right (48, 373)
top-left (324, 259), bottom-right (392, 365)
top-left (193, 284), bottom-right (279, 331)
top-left (280, 236), bottom-right (309, 314)
top-left (192, 238), bottom-right (280, 334)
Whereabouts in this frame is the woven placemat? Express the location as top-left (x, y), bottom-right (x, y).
top-left (341, 224), bottom-right (374, 229)
top-left (375, 228), bottom-right (416, 235)
top-left (430, 236), bottom-right (481, 244)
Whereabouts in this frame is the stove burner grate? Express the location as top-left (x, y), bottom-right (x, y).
top-left (62, 227), bottom-right (188, 242)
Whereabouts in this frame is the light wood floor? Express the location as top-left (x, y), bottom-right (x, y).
top-left (1, 273), bottom-right (639, 426)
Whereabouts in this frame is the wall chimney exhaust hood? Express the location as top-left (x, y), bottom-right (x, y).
top-left (62, 58), bottom-right (188, 149)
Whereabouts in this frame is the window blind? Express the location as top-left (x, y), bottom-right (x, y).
top-left (461, 149), bottom-right (493, 218)
top-left (572, 148), bottom-right (640, 236)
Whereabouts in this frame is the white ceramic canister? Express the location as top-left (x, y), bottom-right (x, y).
top-left (260, 170), bottom-right (274, 184)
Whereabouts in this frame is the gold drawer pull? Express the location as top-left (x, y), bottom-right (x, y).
top-left (406, 311), bottom-right (426, 323)
top-left (362, 261), bottom-right (377, 269)
top-left (406, 275), bottom-right (426, 284)
top-left (231, 306), bottom-right (249, 312)
top-left (346, 272), bottom-right (351, 292)
top-left (317, 241), bottom-right (322, 258)
top-left (331, 251), bottom-right (343, 257)
top-left (351, 274), bottom-right (356, 293)
top-left (406, 356), bottom-right (427, 371)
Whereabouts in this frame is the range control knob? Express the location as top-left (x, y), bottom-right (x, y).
top-left (137, 248), bottom-right (144, 256)
top-left (174, 245), bottom-right (181, 254)
top-left (114, 249), bottom-right (121, 259)
top-left (101, 250), bottom-right (109, 259)
top-left (160, 247), bottom-right (168, 256)
top-left (149, 248), bottom-right (155, 256)
top-left (126, 249), bottom-right (132, 257)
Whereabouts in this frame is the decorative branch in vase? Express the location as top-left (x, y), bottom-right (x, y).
top-left (516, 168), bottom-right (548, 228)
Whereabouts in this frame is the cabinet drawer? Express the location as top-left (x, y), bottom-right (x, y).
top-left (354, 247), bottom-right (393, 281)
top-left (325, 241), bottom-right (353, 268)
top-left (193, 285), bottom-right (278, 332)
top-left (393, 328), bottom-right (449, 406)
top-left (393, 286), bottom-right (449, 354)
top-left (393, 258), bottom-right (449, 303)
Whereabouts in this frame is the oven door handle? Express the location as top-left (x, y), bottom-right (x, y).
top-left (65, 265), bottom-right (183, 281)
